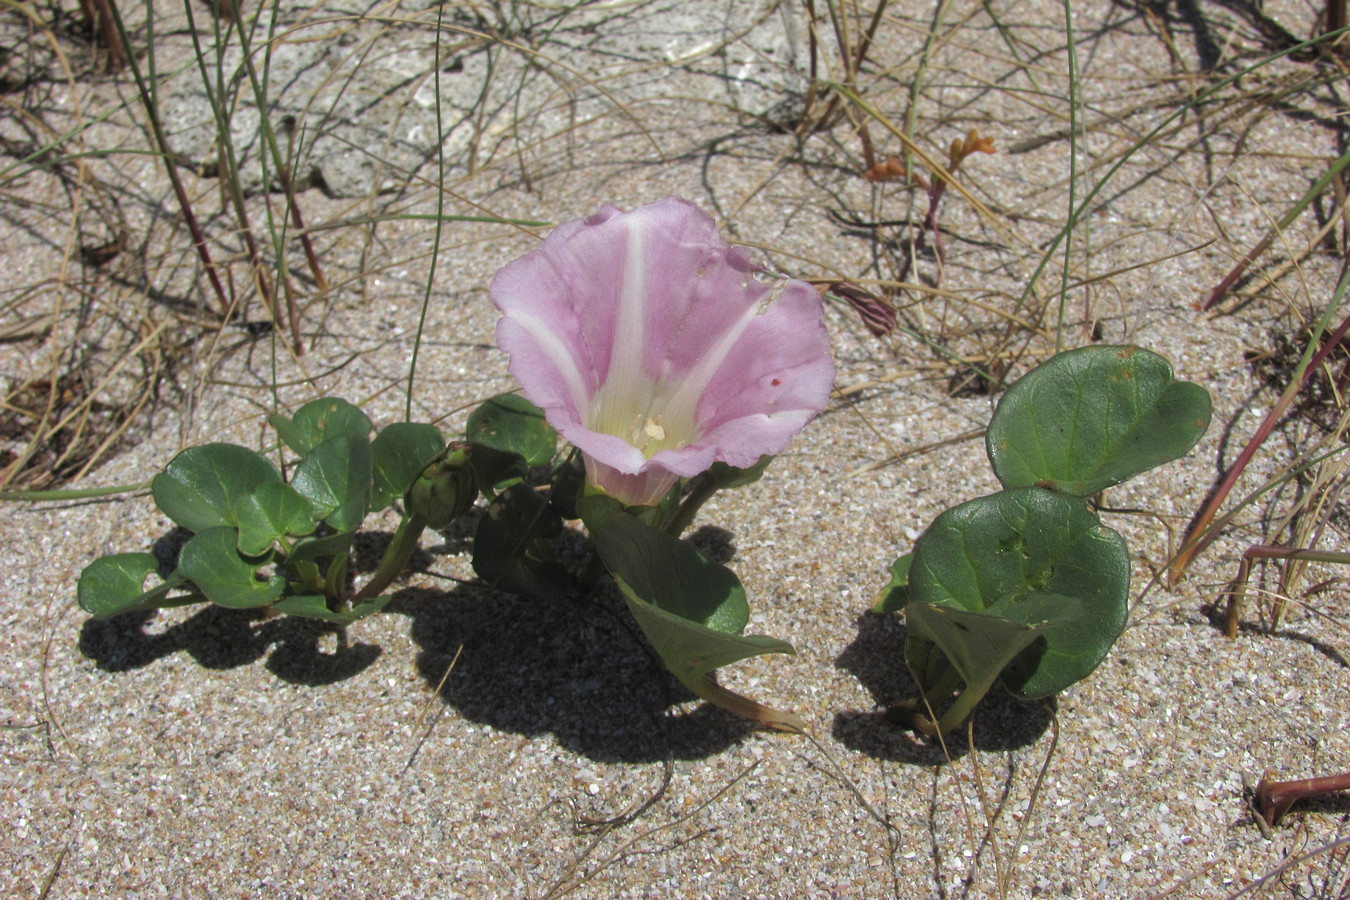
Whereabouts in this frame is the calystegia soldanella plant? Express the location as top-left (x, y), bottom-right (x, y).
top-left (874, 346), bottom-right (1211, 736)
top-left (78, 197), bottom-right (835, 731)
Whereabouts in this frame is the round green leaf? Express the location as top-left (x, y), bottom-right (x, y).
top-left (908, 487), bottom-right (1129, 699)
top-left (588, 503), bottom-right (748, 635)
top-left (466, 393), bottom-right (558, 467)
top-left (986, 345), bottom-right (1212, 496)
top-left (151, 443), bottom-right (284, 533)
top-left (178, 527), bottom-right (286, 609)
top-left (290, 435), bottom-right (372, 533)
top-left (370, 422), bottom-right (446, 511)
top-left (268, 397), bottom-right (372, 457)
top-left (77, 553), bottom-right (187, 618)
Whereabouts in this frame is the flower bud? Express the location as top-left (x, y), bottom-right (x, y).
top-left (405, 441), bottom-right (476, 528)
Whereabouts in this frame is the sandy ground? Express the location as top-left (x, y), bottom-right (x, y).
top-left (2, 1), bottom-right (1349, 897)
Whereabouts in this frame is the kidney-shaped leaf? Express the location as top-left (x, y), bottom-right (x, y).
top-left (290, 435), bottom-right (372, 533)
top-left (269, 397), bottom-right (372, 457)
top-left (466, 393), bottom-right (558, 467)
top-left (908, 486), bottom-right (1129, 699)
top-left (151, 443), bottom-right (283, 533)
top-left (589, 503), bottom-right (802, 730)
top-left (178, 527), bottom-right (286, 609)
top-left (986, 345), bottom-right (1212, 496)
top-left (77, 553), bottom-right (190, 618)
top-left (370, 422), bottom-right (446, 512)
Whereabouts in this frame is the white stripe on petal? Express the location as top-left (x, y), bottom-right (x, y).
top-left (656, 291), bottom-right (763, 430)
top-left (606, 215), bottom-right (649, 406)
top-left (505, 308), bottom-right (591, 415)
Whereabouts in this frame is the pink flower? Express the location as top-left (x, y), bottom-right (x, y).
top-left (490, 197), bottom-right (835, 507)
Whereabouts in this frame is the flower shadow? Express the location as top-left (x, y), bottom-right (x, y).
top-left (832, 612), bottom-right (1054, 764)
top-left (391, 574), bottom-right (757, 764)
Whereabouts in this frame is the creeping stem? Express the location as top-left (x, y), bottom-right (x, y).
top-left (351, 513), bottom-right (429, 604)
top-left (662, 471), bottom-right (719, 537)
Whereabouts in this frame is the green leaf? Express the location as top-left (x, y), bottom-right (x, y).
top-left (269, 397), bottom-right (372, 457)
top-left (178, 527), bottom-right (286, 609)
top-left (287, 531), bottom-right (355, 567)
top-left (370, 423), bottom-right (446, 512)
top-left (271, 592), bottom-right (392, 625)
top-left (467, 444), bottom-right (529, 497)
top-left (471, 483), bottom-right (568, 601)
top-left (77, 553), bottom-right (190, 618)
top-left (905, 593), bottom-right (1079, 700)
top-left (908, 487), bottom-right (1129, 701)
top-left (290, 435), bottom-right (372, 533)
top-left (466, 393), bottom-right (557, 467)
top-left (872, 553), bottom-right (912, 614)
top-left (589, 503), bottom-right (749, 634)
top-left (589, 503), bottom-right (802, 730)
top-left (986, 345), bottom-right (1212, 496)
top-left (233, 481), bottom-right (317, 555)
top-left (151, 443), bottom-right (284, 533)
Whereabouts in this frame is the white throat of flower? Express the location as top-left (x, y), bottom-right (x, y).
top-left (590, 375), bottom-right (697, 458)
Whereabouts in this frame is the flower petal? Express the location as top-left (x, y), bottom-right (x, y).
top-left (491, 197), bottom-right (834, 506)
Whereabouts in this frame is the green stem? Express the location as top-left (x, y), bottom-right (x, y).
top-left (920, 662), bottom-right (965, 708)
top-left (912, 674), bottom-right (997, 737)
top-left (663, 472), bottom-right (718, 537)
top-left (351, 513), bottom-right (427, 603)
top-left (683, 673), bottom-right (805, 733)
top-left (0, 481), bottom-right (148, 502)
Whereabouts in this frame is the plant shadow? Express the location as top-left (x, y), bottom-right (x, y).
top-left (78, 606), bottom-right (382, 686)
top-left (77, 521), bottom-right (755, 763)
top-left (832, 612), bottom-right (1055, 764)
top-left (390, 527), bottom-right (757, 765)
top-left (74, 526), bottom-right (432, 686)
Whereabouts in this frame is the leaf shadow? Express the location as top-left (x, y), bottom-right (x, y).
top-left (73, 526), bottom-right (422, 686)
top-left (75, 517), bottom-right (756, 761)
top-left (832, 612), bottom-right (1055, 763)
top-left (77, 606), bottom-right (382, 686)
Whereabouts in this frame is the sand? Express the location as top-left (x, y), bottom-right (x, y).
top-left (2, 1), bottom-right (1348, 897)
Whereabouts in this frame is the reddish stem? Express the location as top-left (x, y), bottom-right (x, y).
top-left (81, 0), bottom-right (125, 70)
top-left (1170, 304), bottom-right (1350, 583)
top-left (276, 165), bottom-right (328, 295)
top-left (1328, 0), bottom-right (1347, 36)
top-left (1256, 771), bottom-right (1350, 827)
top-left (1223, 545), bottom-right (1350, 637)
